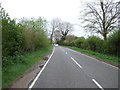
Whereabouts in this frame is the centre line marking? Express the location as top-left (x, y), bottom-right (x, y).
top-left (92, 79), bottom-right (104, 90)
top-left (66, 52), bottom-right (67, 54)
top-left (71, 57), bottom-right (82, 68)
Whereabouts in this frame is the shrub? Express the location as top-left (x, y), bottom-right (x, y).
top-left (107, 30), bottom-right (120, 57)
top-left (85, 36), bottom-right (103, 52)
top-left (2, 8), bottom-right (50, 67)
top-left (2, 18), bottom-right (23, 57)
top-left (19, 17), bottom-right (49, 51)
top-left (2, 55), bottom-right (26, 68)
top-left (73, 37), bottom-right (85, 48)
top-left (64, 35), bottom-right (77, 46)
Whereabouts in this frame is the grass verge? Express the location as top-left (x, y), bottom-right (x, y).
top-left (65, 46), bottom-right (120, 65)
top-left (2, 46), bottom-right (52, 88)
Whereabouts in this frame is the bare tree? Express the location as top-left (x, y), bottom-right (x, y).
top-left (50, 18), bottom-right (61, 43)
top-left (81, 0), bottom-right (119, 40)
top-left (118, 1), bottom-right (120, 28)
top-left (58, 21), bottom-right (73, 41)
top-left (54, 30), bottom-right (61, 43)
top-left (50, 18), bottom-right (73, 44)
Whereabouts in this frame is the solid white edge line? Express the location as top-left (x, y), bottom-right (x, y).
top-left (66, 47), bottom-right (118, 69)
top-left (82, 54), bottom-right (118, 69)
top-left (92, 79), bottom-right (104, 90)
top-left (28, 47), bottom-right (55, 89)
top-left (71, 57), bottom-right (82, 68)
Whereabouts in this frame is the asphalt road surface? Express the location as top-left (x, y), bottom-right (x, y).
top-left (30, 46), bottom-right (119, 89)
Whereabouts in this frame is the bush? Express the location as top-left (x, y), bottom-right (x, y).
top-left (19, 17), bottom-right (49, 51)
top-left (2, 55), bottom-right (26, 68)
top-left (107, 30), bottom-right (120, 57)
top-left (2, 18), bottom-right (23, 57)
top-left (2, 8), bottom-right (50, 67)
top-left (73, 37), bottom-right (85, 48)
top-left (63, 35), bottom-right (77, 46)
top-left (85, 36), bottom-right (103, 52)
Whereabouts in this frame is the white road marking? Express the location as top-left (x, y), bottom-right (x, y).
top-left (66, 52), bottom-right (67, 54)
top-left (81, 54), bottom-right (118, 69)
top-left (71, 57), bottom-right (82, 68)
top-left (28, 47), bottom-right (55, 89)
top-left (92, 79), bottom-right (104, 90)
top-left (66, 47), bottom-right (118, 69)
top-left (101, 61), bottom-right (118, 69)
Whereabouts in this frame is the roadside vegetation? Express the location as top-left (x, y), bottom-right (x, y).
top-left (3, 46), bottom-right (52, 87)
top-left (63, 30), bottom-right (120, 57)
top-left (65, 46), bottom-right (119, 64)
top-left (51, 0), bottom-right (120, 65)
top-left (1, 7), bottom-right (51, 88)
top-left (62, 30), bottom-right (120, 65)
top-left (1, 0), bottom-right (120, 88)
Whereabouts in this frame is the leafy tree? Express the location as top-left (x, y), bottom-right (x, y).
top-left (19, 17), bottom-right (49, 51)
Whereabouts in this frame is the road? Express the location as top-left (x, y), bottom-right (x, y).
top-left (30, 46), bottom-right (119, 89)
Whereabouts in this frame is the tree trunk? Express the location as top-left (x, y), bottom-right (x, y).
top-left (50, 33), bottom-right (53, 44)
top-left (103, 33), bottom-right (107, 40)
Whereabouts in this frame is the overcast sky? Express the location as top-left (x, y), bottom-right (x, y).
top-left (1, 0), bottom-right (96, 37)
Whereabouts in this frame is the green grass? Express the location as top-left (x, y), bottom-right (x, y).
top-left (2, 46), bottom-right (52, 88)
top-left (65, 46), bottom-right (120, 64)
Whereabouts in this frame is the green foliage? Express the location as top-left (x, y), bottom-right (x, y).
top-left (19, 17), bottom-right (49, 51)
top-left (64, 35), bottom-right (77, 46)
top-left (2, 55), bottom-right (26, 68)
top-left (65, 46), bottom-right (119, 64)
top-left (85, 36), bottom-right (103, 52)
top-left (2, 8), bottom-right (50, 68)
top-left (2, 9), bottom-right (25, 67)
top-left (107, 30), bottom-right (120, 57)
top-left (66, 36), bottom-right (104, 53)
top-left (2, 7), bottom-right (51, 87)
top-left (73, 37), bottom-right (85, 48)
top-left (2, 14), bottom-right (23, 57)
top-left (3, 46), bottom-right (52, 88)
top-left (63, 31), bottom-right (119, 58)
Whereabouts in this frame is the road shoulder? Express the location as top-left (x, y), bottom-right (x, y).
top-left (63, 46), bottom-right (119, 68)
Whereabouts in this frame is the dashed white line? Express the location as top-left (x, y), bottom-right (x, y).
top-left (92, 79), bottom-right (104, 90)
top-left (28, 47), bottom-right (55, 89)
top-left (71, 57), bottom-right (82, 68)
